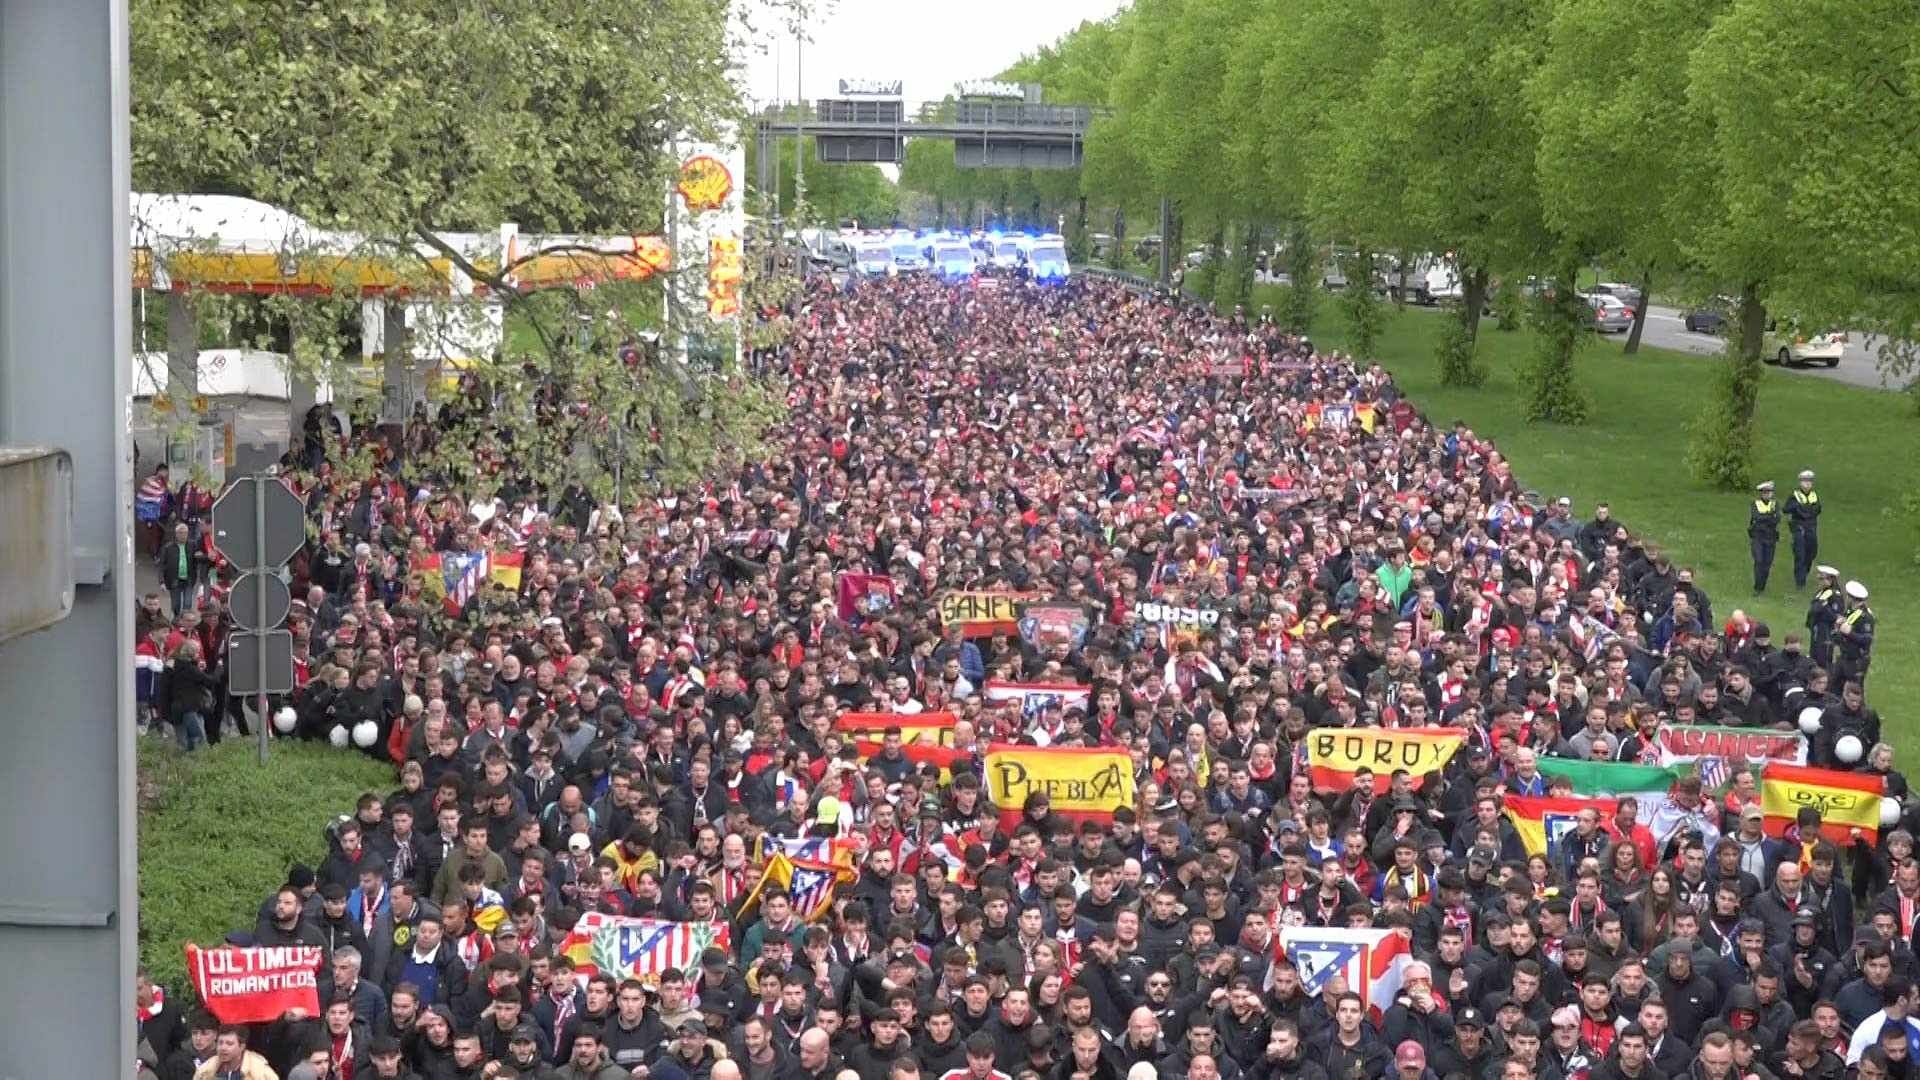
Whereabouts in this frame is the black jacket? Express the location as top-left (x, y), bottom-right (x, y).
top-left (1309, 1026), bottom-right (1391, 1080)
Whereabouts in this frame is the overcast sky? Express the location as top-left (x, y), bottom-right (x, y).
top-left (742, 0), bottom-right (1131, 110)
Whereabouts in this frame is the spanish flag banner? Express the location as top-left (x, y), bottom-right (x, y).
top-left (850, 740), bottom-right (970, 781)
top-left (835, 711), bottom-right (957, 747)
top-left (985, 744), bottom-right (1134, 831)
top-left (1760, 762), bottom-right (1884, 845)
top-left (1304, 727), bottom-right (1465, 794)
top-left (1505, 794), bottom-right (1619, 859)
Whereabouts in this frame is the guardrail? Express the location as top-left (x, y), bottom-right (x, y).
top-left (1075, 265), bottom-right (1207, 304)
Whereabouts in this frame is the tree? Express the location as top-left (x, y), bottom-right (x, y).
top-left (1357, 0), bottom-right (1550, 385)
top-left (1531, 0), bottom-right (1729, 359)
top-left (747, 134), bottom-right (899, 228)
top-left (132, 0), bottom-right (782, 498)
top-left (1668, 0), bottom-right (1859, 488)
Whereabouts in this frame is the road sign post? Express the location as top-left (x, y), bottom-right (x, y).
top-left (211, 474), bottom-right (306, 764)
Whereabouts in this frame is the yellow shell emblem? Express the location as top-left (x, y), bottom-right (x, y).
top-left (677, 156), bottom-right (734, 213)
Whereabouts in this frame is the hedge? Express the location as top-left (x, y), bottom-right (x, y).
top-left (138, 738), bottom-right (393, 999)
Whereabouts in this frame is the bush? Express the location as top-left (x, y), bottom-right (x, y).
top-left (1435, 317), bottom-right (1487, 388)
top-left (1339, 258), bottom-right (1382, 359)
top-left (1686, 342), bottom-right (1763, 490)
top-left (1520, 289), bottom-right (1589, 423)
top-left (139, 739), bottom-right (393, 999)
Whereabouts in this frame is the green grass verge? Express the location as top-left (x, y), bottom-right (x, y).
top-left (1256, 287), bottom-right (1919, 740)
top-left (138, 738), bottom-right (393, 997)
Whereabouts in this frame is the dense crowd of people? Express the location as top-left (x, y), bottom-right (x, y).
top-left (132, 273), bottom-right (1907, 1080)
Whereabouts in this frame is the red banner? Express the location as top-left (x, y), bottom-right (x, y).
top-left (186, 944), bottom-right (323, 1024)
top-left (835, 712), bottom-right (957, 746)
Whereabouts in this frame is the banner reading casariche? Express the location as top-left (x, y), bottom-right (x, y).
top-left (1658, 724), bottom-right (1807, 768)
top-left (1306, 727), bottom-right (1464, 793)
top-left (985, 743), bottom-right (1133, 829)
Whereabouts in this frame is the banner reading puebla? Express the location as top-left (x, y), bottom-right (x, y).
top-left (1306, 727), bottom-right (1464, 793)
top-left (1658, 724), bottom-right (1807, 768)
top-left (937, 591), bottom-right (1030, 637)
top-left (186, 944), bottom-right (323, 1024)
top-left (985, 744), bottom-right (1133, 829)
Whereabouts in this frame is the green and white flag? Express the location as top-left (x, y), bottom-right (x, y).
top-left (1536, 757), bottom-right (1691, 824)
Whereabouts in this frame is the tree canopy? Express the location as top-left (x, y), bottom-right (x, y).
top-left (133, 0), bottom-right (783, 499)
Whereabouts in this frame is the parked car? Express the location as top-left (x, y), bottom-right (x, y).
top-left (1582, 293), bottom-right (1633, 333)
top-left (1589, 282), bottom-right (1644, 311)
top-left (1766, 327), bottom-right (1847, 367)
top-left (1683, 307), bottom-right (1727, 333)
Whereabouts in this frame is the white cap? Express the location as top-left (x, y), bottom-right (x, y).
top-left (1816, 564), bottom-right (1839, 577)
top-left (1755, 480), bottom-right (1775, 491)
top-left (568, 832), bottom-right (592, 853)
top-left (1846, 581), bottom-right (1869, 600)
top-left (1799, 469), bottom-right (1815, 481)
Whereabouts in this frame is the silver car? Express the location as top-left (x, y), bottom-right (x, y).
top-left (1584, 293), bottom-right (1633, 333)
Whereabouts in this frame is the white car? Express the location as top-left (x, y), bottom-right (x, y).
top-left (1767, 329), bottom-right (1847, 367)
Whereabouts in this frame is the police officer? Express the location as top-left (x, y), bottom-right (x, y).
top-left (1786, 468), bottom-right (1822, 588)
top-left (1834, 580), bottom-right (1875, 688)
top-left (1806, 566), bottom-right (1844, 670)
top-left (1748, 480), bottom-right (1780, 594)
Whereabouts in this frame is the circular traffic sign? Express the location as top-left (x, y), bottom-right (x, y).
top-left (228, 570), bottom-right (292, 632)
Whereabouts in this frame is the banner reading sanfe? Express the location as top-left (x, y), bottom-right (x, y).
top-left (1305, 727), bottom-right (1465, 793)
top-left (186, 944), bottom-right (323, 1024)
top-left (937, 591), bottom-right (1029, 637)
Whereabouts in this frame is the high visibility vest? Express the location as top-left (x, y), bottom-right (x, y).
top-left (1754, 499), bottom-right (1776, 515)
top-left (1794, 489), bottom-right (1819, 507)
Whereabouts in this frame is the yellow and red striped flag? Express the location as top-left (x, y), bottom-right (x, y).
top-left (1760, 762), bottom-right (1884, 845)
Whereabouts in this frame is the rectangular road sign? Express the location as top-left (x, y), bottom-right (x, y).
top-left (227, 630), bottom-right (293, 696)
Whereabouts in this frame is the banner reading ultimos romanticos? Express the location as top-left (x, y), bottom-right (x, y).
top-left (1305, 727), bottom-right (1464, 793)
top-left (186, 944), bottom-right (323, 1024)
top-left (937, 591), bottom-right (1029, 637)
top-left (985, 744), bottom-right (1133, 829)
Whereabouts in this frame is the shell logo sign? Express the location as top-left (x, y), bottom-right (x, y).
top-left (706, 237), bottom-right (743, 319)
top-left (677, 155), bottom-right (734, 213)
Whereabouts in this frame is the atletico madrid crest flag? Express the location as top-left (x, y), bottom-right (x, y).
top-left (1760, 762), bottom-right (1884, 844)
top-left (556, 912), bottom-right (731, 987)
top-left (416, 550), bottom-right (524, 615)
top-left (1272, 926), bottom-right (1411, 1020)
top-left (1504, 794), bottom-right (1619, 859)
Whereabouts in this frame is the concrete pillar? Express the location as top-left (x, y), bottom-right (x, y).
top-left (287, 352), bottom-right (317, 466)
top-left (378, 301), bottom-right (411, 457)
top-left (164, 289), bottom-right (197, 403)
top-left (0, 0), bottom-right (139, 1072)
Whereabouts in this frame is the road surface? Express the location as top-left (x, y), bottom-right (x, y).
top-left (1600, 305), bottom-right (1904, 392)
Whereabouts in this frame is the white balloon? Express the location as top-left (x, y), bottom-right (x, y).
top-left (351, 720), bottom-right (380, 749)
top-left (1882, 797), bottom-right (1904, 827)
top-left (1837, 734), bottom-right (1864, 764)
top-left (1798, 707), bottom-right (1824, 735)
top-left (328, 724), bottom-right (350, 749)
top-left (273, 707), bottom-right (298, 734)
